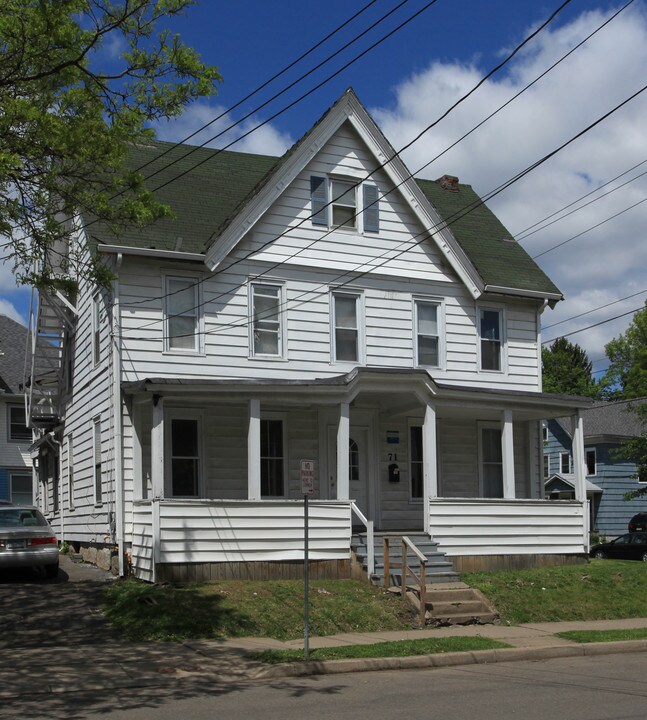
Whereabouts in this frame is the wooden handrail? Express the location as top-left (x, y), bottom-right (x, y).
top-left (383, 535), bottom-right (427, 625)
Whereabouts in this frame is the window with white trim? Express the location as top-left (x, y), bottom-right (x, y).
top-left (414, 300), bottom-right (441, 368)
top-left (169, 416), bottom-right (201, 497)
top-left (250, 282), bottom-right (283, 357)
top-left (585, 448), bottom-right (596, 476)
top-left (543, 453), bottom-right (550, 479)
top-left (480, 425), bottom-right (503, 498)
top-left (409, 426), bottom-right (423, 499)
top-left (93, 417), bottom-right (102, 505)
top-left (479, 307), bottom-right (503, 371)
top-left (10, 472), bottom-right (32, 505)
top-left (92, 293), bottom-right (101, 366)
top-left (310, 176), bottom-right (379, 233)
top-left (560, 452), bottom-right (571, 474)
top-left (164, 276), bottom-right (201, 352)
top-left (261, 418), bottom-right (285, 497)
top-left (332, 292), bottom-right (362, 363)
top-left (8, 405), bottom-right (30, 442)
top-left (67, 435), bottom-right (74, 511)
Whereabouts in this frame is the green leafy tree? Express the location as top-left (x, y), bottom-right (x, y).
top-left (0, 0), bottom-right (220, 289)
top-left (541, 337), bottom-right (598, 396)
top-left (600, 304), bottom-right (647, 499)
top-left (601, 302), bottom-right (647, 399)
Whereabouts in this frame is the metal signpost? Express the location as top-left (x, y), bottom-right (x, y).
top-left (300, 459), bottom-right (315, 660)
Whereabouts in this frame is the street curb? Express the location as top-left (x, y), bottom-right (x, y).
top-left (251, 639), bottom-right (647, 679)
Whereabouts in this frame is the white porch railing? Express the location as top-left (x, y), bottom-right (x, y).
top-left (428, 498), bottom-right (588, 556)
top-left (351, 501), bottom-right (374, 576)
top-left (132, 499), bottom-right (352, 581)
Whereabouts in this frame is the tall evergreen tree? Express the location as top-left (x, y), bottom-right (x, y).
top-left (541, 337), bottom-right (598, 396)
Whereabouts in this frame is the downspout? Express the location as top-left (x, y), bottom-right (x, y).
top-left (112, 253), bottom-right (125, 576)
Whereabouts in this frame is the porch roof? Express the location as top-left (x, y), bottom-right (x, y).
top-left (122, 368), bottom-right (594, 420)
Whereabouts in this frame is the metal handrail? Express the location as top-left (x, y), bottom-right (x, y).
top-left (350, 502), bottom-right (374, 577)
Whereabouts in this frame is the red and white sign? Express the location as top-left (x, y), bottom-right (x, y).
top-left (300, 459), bottom-right (316, 495)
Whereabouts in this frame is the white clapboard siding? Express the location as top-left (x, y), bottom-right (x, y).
top-left (428, 498), bottom-right (586, 556)
top-left (132, 501), bottom-right (154, 582)
top-left (156, 499), bottom-right (351, 563)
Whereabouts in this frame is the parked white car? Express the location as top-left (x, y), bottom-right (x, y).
top-left (0, 506), bottom-right (59, 578)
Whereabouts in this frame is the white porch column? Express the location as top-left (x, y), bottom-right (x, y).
top-left (572, 410), bottom-right (586, 502)
top-left (423, 402), bottom-right (438, 535)
top-left (151, 395), bottom-right (164, 499)
top-left (248, 398), bottom-right (261, 500)
top-left (501, 409), bottom-right (516, 499)
top-left (336, 402), bottom-right (350, 501)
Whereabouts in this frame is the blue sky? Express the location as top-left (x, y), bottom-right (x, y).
top-left (2, 0), bottom-right (646, 376)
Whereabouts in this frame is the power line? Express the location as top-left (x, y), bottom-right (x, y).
top-left (542, 289), bottom-right (647, 330)
top-left (541, 305), bottom-right (644, 345)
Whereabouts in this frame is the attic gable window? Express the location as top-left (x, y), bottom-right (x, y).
top-left (311, 176), bottom-right (379, 233)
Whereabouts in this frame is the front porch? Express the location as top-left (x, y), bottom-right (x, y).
top-left (124, 370), bottom-right (593, 581)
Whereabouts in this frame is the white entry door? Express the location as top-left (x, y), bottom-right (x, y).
top-left (327, 426), bottom-right (370, 517)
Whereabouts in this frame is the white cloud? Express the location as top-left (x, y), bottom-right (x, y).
top-left (371, 4), bottom-right (647, 362)
top-left (154, 101), bottom-right (294, 157)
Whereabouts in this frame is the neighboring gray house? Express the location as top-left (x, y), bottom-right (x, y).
top-left (0, 315), bottom-right (32, 504)
top-left (545, 399), bottom-right (646, 537)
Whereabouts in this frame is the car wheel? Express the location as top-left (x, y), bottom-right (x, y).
top-left (593, 550), bottom-right (607, 559)
top-left (45, 562), bottom-right (59, 579)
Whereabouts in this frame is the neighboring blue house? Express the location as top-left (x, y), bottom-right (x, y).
top-left (0, 315), bottom-right (33, 504)
top-left (544, 399), bottom-right (646, 538)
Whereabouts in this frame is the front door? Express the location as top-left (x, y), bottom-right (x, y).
top-left (327, 426), bottom-right (370, 517)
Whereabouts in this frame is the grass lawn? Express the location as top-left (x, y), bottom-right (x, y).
top-left (464, 559), bottom-right (647, 625)
top-left (555, 628), bottom-right (647, 643)
top-left (102, 578), bottom-right (415, 642)
top-left (252, 636), bottom-right (511, 664)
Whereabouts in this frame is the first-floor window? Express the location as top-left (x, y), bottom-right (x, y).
top-left (415, 300), bottom-right (440, 367)
top-left (585, 448), bottom-right (596, 476)
top-left (10, 472), bottom-right (32, 505)
top-left (410, 426), bottom-right (423, 499)
top-left (67, 435), bottom-right (74, 511)
top-left (261, 418), bottom-right (284, 497)
top-left (170, 417), bottom-right (200, 497)
top-left (92, 293), bottom-right (101, 365)
top-left (332, 292), bottom-right (361, 362)
top-left (93, 418), bottom-right (102, 504)
top-left (8, 405), bottom-right (30, 442)
top-left (481, 426), bottom-right (503, 498)
top-left (560, 452), bottom-right (571, 474)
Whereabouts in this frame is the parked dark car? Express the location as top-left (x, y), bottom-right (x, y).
top-left (590, 532), bottom-right (647, 562)
top-left (628, 513), bottom-right (647, 533)
top-left (0, 506), bottom-right (59, 577)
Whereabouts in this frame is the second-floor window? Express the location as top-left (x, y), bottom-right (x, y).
top-left (415, 300), bottom-right (441, 368)
top-left (479, 307), bottom-right (503, 372)
top-left (560, 452), bottom-right (571, 474)
top-left (250, 282), bottom-right (283, 357)
top-left (8, 405), bottom-right (30, 442)
top-left (543, 453), bottom-right (550, 479)
top-left (165, 276), bottom-right (201, 352)
top-left (332, 292), bottom-right (361, 363)
top-left (585, 448), bottom-right (596, 476)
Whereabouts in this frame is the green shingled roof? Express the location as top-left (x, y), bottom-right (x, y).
top-left (88, 140), bottom-right (561, 298)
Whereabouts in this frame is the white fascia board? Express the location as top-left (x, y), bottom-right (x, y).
top-left (205, 91), bottom-right (484, 299)
top-left (485, 284), bottom-right (563, 303)
top-left (98, 244), bottom-right (206, 262)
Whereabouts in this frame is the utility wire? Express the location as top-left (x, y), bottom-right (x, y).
top-left (542, 289), bottom-right (647, 330)
top-left (541, 305), bottom-right (644, 345)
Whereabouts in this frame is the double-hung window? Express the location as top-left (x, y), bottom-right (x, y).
top-left (409, 426), bottom-right (423, 499)
top-left (311, 176), bottom-right (379, 233)
top-left (414, 300), bottom-right (441, 367)
top-left (560, 452), bottom-right (571, 474)
top-left (480, 425), bottom-right (503, 498)
top-left (165, 276), bottom-right (201, 352)
top-left (250, 282), bottom-right (283, 357)
top-left (479, 307), bottom-right (503, 371)
top-left (92, 294), bottom-right (101, 366)
top-left (67, 435), bottom-right (75, 511)
top-left (169, 415), bottom-right (201, 497)
top-left (261, 418), bottom-right (285, 497)
top-left (8, 405), bottom-right (30, 442)
top-left (332, 292), bottom-right (361, 363)
top-left (10, 472), bottom-right (32, 505)
top-left (585, 448), bottom-right (596, 476)
top-left (543, 453), bottom-right (550, 479)
top-left (93, 417), bottom-right (102, 505)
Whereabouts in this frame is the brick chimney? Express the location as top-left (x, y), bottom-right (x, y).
top-left (437, 175), bottom-right (459, 192)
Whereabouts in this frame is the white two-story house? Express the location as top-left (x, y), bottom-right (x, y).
top-left (27, 89), bottom-right (593, 581)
